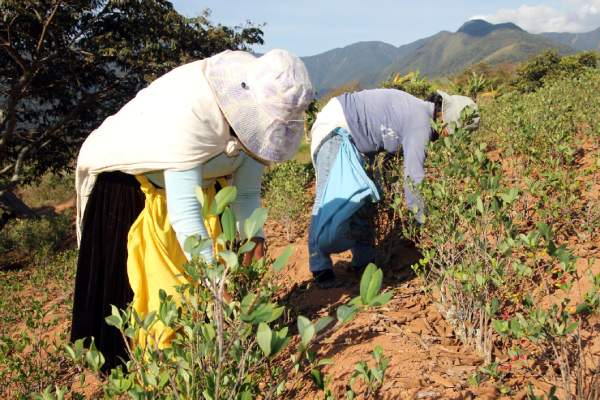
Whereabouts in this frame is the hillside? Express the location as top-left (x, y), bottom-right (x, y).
top-left (304, 19), bottom-right (576, 94)
top-left (542, 27), bottom-right (600, 51)
top-left (301, 41), bottom-right (399, 96)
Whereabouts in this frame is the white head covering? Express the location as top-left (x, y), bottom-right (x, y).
top-left (437, 90), bottom-right (481, 134)
top-left (205, 49), bottom-right (314, 163)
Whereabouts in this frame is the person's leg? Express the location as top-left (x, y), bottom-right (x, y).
top-left (308, 134), bottom-right (342, 285)
top-left (70, 172), bottom-right (145, 372)
top-left (349, 201), bottom-right (377, 270)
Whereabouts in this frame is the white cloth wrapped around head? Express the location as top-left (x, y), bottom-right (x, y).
top-left (205, 49), bottom-right (315, 163)
top-left (437, 90), bottom-right (481, 134)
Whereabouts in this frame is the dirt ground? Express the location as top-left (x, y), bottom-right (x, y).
top-left (269, 243), bottom-right (481, 399)
top-left (265, 217), bottom-right (600, 399)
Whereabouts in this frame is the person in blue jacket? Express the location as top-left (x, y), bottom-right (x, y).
top-left (308, 89), bottom-right (480, 288)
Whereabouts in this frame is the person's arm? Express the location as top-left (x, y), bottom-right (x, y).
top-left (164, 167), bottom-right (215, 263)
top-left (402, 131), bottom-right (428, 224)
top-left (231, 153), bottom-right (265, 265)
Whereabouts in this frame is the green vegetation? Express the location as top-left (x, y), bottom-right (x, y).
top-left (0, 212), bottom-right (73, 265)
top-left (379, 63), bottom-right (600, 397)
top-left (382, 71), bottom-right (436, 99)
top-left (345, 345), bottom-right (390, 399)
top-left (17, 173), bottom-right (74, 210)
top-left (262, 161), bottom-right (314, 241)
top-left (1, 8), bottom-right (599, 398)
top-left (61, 188), bottom-right (392, 399)
top-left (0, 173), bottom-right (75, 267)
top-left (513, 50), bottom-right (599, 92)
top-left (0, 250), bottom-right (78, 399)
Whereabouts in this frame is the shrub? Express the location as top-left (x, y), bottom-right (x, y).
top-left (61, 187), bottom-right (393, 399)
top-left (0, 211), bottom-right (73, 265)
top-left (17, 172), bottom-right (75, 209)
top-left (390, 73), bottom-right (600, 398)
top-left (513, 50), bottom-right (600, 93)
top-left (263, 161), bottom-right (314, 242)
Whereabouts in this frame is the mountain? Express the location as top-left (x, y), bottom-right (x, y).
top-left (303, 20), bottom-right (576, 95)
top-left (542, 27), bottom-right (600, 51)
top-left (301, 41), bottom-right (399, 96)
top-left (381, 20), bottom-right (573, 79)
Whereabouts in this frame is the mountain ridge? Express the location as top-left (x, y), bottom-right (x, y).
top-left (542, 27), bottom-right (600, 51)
top-left (303, 19), bottom-right (590, 95)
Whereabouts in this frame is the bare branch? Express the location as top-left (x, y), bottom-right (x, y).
top-left (36, 1), bottom-right (61, 53)
top-left (10, 143), bottom-right (31, 183)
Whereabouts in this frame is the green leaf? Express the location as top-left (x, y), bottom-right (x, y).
top-left (536, 222), bottom-right (552, 242)
top-left (575, 303), bottom-right (591, 315)
top-left (196, 187), bottom-right (210, 219)
top-left (256, 323), bottom-right (272, 357)
top-left (310, 368), bottom-right (324, 389)
top-left (500, 188), bottom-right (519, 205)
top-left (476, 196), bottom-right (484, 214)
top-left (366, 268), bottom-right (383, 305)
top-left (64, 346), bottom-right (76, 364)
top-left (317, 358), bottom-right (333, 366)
top-left (212, 186), bottom-right (237, 216)
top-left (315, 316), bottom-right (334, 333)
top-left (105, 305), bottom-right (123, 329)
top-left (467, 373), bottom-right (481, 386)
top-left (183, 235), bottom-right (213, 258)
top-left (509, 318), bottom-right (524, 338)
top-left (565, 322), bottom-right (578, 335)
top-left (360, 264), bottom-right (377, 304)
top-left (241, 303), bottom-right (284, 324)
top-left (272, 245), bottom-right (294, 272)
top-left (201, 323), bottom-right (216, 341)
top-left (369, 291), bottom-right (393, 307)
top-left (240, 391), bottom-right (252, 400)
top-left (219, 250), bottom-right (238, 270)
top-left (85, 348), bottom-right (105, 372)
top-left (336, 305), bottom-right (357, 323)
top-left (183, 235), bottom-right (200, 254)
top-left (297, 316), bottom-right (316, 346)
top-left (243, 208), bottom-right (268, 240)
top-left (241, 293), bottom-right (256, 314)
top-left (271, 327), bottom-right (290, 355)
top-left (221, 207), bottom-right (236, 244)
top-left (238, 240), bottom-right (256, 255)
top-left (492, 319), bottom-right (509, 335)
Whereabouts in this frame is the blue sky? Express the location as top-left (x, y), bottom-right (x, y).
top-left (172, 1), bottom-right (599, 56)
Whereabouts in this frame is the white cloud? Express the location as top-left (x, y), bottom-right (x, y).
top-left (472, 0), bottom-right (600, 33)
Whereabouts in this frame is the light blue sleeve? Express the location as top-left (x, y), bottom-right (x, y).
top-left (164, 167), bottom-right (215, 263)
top-left (232, 154), bottom-right (265, 240)
top-left (402, 129), bottom-right (428, 223)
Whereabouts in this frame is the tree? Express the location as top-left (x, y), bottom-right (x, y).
top-left (513, 50), bottom-right (562, 93)
top-left (513, 50), bottom-right (600, 93)
top-left (0, 0), bottom-right (263, 224)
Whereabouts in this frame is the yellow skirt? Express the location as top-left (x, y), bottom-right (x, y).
top-left (126, 175), bottom-right (225, 348)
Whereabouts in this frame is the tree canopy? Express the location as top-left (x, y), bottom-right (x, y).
top-left (0, 0), bottom-right (263, 219)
